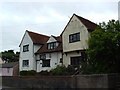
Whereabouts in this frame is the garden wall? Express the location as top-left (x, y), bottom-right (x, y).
top-left (2, 74), bottom-right (119, 89)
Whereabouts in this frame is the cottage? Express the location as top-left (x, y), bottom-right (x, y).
top-left (19, 14), bottom-right (97, 72)
top-left (19, 31), bottom-right (62, 72)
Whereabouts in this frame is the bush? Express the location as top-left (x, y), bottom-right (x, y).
top-left (50, 65), bottom-right (67, 75)
top-left (37, 70), bottom-right (50, 76)
top-left (66, 65), bottom-right (76, 75)
top-left (20, 70), bottom-right (36, 76)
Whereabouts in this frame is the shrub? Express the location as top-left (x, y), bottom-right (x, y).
top-left (37, 70), bottom-right (50, 76)
top-left (66, 65), bottom-right (76, 75)
top-left (20, 70), bottom-right (36, 76)
top-left (50, 65), bottom-right (67, 75)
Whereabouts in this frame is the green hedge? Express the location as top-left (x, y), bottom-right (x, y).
top-left (20, 70), bottom-right (36, 76)
top-left (20, 65), bottom-right (78, 76)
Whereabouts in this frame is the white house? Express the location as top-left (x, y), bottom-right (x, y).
top-left (19, 14), bottom-right (97, 72)
top-left (19, 30), bottom-right (62, 72)
top-left (61, 14), bottom-right (97, 67)
top-left (19, 30), bottom-right (49, 72)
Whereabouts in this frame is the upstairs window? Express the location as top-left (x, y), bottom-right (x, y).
top-left (22, 60), bottom-right (29, 67)
top-left (42, 59), bottom-right (50, 67)
top-left (69, 32), bottom-right (80, 43)
top-left (47, 42), bottom-right (57, 49)
top-left (23, 45), bottom-right (29, 52)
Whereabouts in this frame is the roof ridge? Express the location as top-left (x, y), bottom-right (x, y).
top-left (26, 30), bottom-right (50, 37)
top-left (74, 14), bottom-right (97, 25)
top-left (26, 30), bottom-right (50, 45)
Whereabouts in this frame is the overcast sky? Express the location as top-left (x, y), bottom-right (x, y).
top-left (0, 0), bottom-right (119, 52)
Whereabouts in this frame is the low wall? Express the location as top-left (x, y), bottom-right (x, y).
top-left (2, 74), bottom-right (119, 89)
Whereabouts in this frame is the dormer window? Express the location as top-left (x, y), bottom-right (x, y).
top-left (47, 42), bottom-right (57, 49)
top-left (23, 45), bottom-right (29, 52)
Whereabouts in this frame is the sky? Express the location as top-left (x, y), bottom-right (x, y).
top-left (0, 0), bottom-right (120, 52)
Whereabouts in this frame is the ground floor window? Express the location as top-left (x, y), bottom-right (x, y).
top-left (42, 59), bottom-right (50, 67)
top-left (70, 56), bottom-right (81, 67)
top-left (22, 60), bottom-right (29, 67)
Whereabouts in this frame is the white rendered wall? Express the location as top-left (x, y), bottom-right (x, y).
top-left (62, 15), bottom-right (89, 53)
top-left (36, 52), bottom-right (62, 72)
top-left (19, 31), bottom-right (36, 71)
top-left (62, 15), bottom-right (90, 67)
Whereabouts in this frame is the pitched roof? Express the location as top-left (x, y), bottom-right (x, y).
top-left (74, 14), bottom-right (97, 31)
top-left (27, 30), bottom-right (50, 45)
top-left (52, 35), bottom-right (62, 42)
top-left (61, 14), bottom-right (98, 35)
top-left (1, 62), bottom-right (18, 68)
top-left (36, 36), bottom-right (62, 53)
top-left (36, 43), bottom-right (62, 54)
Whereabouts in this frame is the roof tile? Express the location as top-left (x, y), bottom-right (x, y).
top-left (27, 30), bottom-right (49, 44)
top-left (36, 36), bottom-right (62, 53)
top-left (74, 14), bottom-right (97, 31)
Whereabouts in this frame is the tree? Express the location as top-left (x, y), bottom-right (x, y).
top-left (1, 50), bottom-right (19, 62)
top-left (82, 20), bottom-right (120, 74)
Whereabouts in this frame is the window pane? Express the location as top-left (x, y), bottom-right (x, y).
top-left (69, 32), bottom-right (80, 43)
top-left (50, 43), bottom-right (53, 49)
top-left (47, 44), bottom-right (50, 49)
top-left (23, 45), bottom-right (29, 52)
top-left (42, 59), bottom-right (50, 67)
top-left (70, 56), bottom-right (81, 66)
top-left (47, 42), bottom-right (57, 49)
top-left (76, 33), bottom-right (80, 41)
top-left (73, 34), bottom-right (76, 41)
top-left (23, 60), bottom-right (29, 67)
top-left (53, 42), bottom-right (56, 49)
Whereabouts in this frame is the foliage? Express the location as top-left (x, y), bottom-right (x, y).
top-left (37, 70), bottom-right (50, 76)
top-left (50, 65), bottom-right (77, 75)
top-left (36, 65), bottom-right (77, 76)
top-left (82, 20), bottom-right (120, 74)
top-left (50, 65), bottom-right (67, 75)
top-left (66, 65), bottom-right (77, 75)
top-left (1, 50), bottom-right (19, 62)
top-left (20, 70), bottom-right (36, 76)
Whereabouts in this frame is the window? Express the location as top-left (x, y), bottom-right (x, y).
top-left (23, 45), bottom-right (29, 52)
top-left (40, 54), bottom-right (46, 60)
top-left (47, 42), bottom-right (57, 49)
top-left (60, 58), bottom-right (63, 63)
top-left (42, 59), bottom-right (50, 67)
top-left (69, 32), bottom-right (80, 43)
top-left (70, 56), bottom-right (81, 67)
top-left (22, 60), bottom-right (29, 67)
